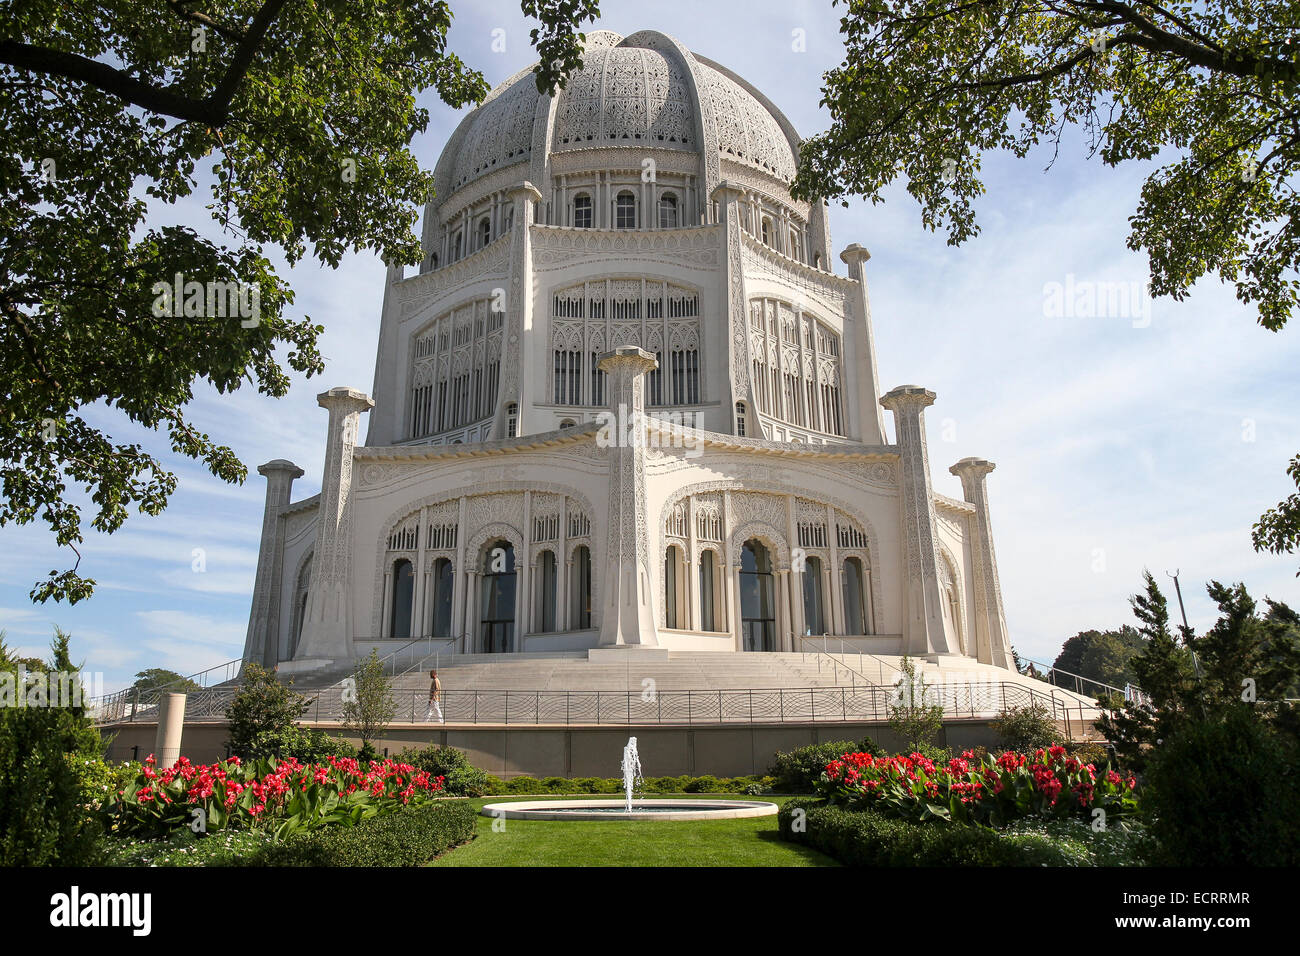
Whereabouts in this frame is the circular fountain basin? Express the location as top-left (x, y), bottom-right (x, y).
top-left (480, 799), bottom-right (779, 821)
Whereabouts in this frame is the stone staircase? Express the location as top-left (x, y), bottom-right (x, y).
top-left (284, 649), bottom-right (943, 696)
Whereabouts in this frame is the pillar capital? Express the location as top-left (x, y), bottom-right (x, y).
top-left (257, 458), bottom-right (304, 481)
top-left (596, 346), bottom-right (658, 375)
top-left (839, 243), bottom-right (872, 267)
top-left (507, 180), bottom-right (543, 204)
top-left (950, 456), bottom-right (996, 483)
top-left (880, 384), bottom-right (937, 413)
top-left (317, 386), bottom-right (374, 413)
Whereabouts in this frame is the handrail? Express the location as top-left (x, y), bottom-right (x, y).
top-left (87, 656), bottom-right (244, 721)
top-left (97, 680), bottom-right (1107, 741)
top-left (1017, 655), bottom-right (1143, 702)
top-left (798, 634), bottom-right (901, 687)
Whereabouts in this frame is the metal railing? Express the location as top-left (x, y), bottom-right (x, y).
top-left (107, 680), bottom-right (1103, 739)
top-left (89, 657), bottom-right (243, 723)
top-left (798, 634), bottom-right (902, 686)
top-left (1017, 655), bottom-right (1148, 705)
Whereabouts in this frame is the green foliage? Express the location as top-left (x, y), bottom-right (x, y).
top-left (101, 827), bottom-right (277, 867)
top-left (777, 800), bottom-right (1129, 867)
top-left (341, 650), bottom-right (395, 750)
top-left (223, 662), bottom-right (311, 761)
top-left (989, 704), bottom-right (1059, 753)
top-left (1253, 454), bottom-right (1300, 576)
top-left (0, 630), bottom-right (105, 864)
top-left (1101, 572), bottom-right (1300, 771)
top-left (1052, 627), bottom-right (1147, 689)
top-left (768, 737), bottom-right (883, 793)
top-left (130, 668), bottom-right (201, 696)
top-left (255, 725), bottom-right (353, 763)
top-left (0, 1), bottom-right (596, 603)
top-left (1141, 706), bottom-right (1300, 866)
top-left (792, 0), bottom-right (1300, 333)
top-left (887, 655), bottom-right (943, 751)
top-left (394, 744), bottom-right (490, 796)
top-left (239, 800), bottom-right (477, 867)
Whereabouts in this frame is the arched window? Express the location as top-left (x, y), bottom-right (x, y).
top-left (842, 557), bottom-right (868, 635)
top-left (293, 591), bottom-right (308, 655)
top-left (431, 558), bottom-right (454, 637)
top-left (663, 545), bottom-right (685, 629)
top-left (480, 541), bottom-right (516, 652)
top-left (390, 559), bottom-right (414, 639)
top-left (735, 401), bottom-right (747, 437)
top-left (760, 217), bottom-right (773, 246)
top-left (615, 191), bottom-right (637, 229)
top-left (789, 229), bottom-right (801, 260)
top-left (505, 206), bottom-right (514, 232)
top-left (813, 252), bottom-right (821, 270)
top-left (658, 193), bottom-right (678, 228)
top-left (573, 193), bottom-right (593, 228)
top-left (740, 540), bottom-right (776, 651)
top-left (534, 550), bottom-right (557, 633)
top-left (570, 545), bottom-right (592, 629)
top-left (506, 402), bottom-right (518, 438)
top-left (429, 252), bottom-right (439, 270)
top-left (451, 231), bottom-right (462, 261)
top-left (553, 349), bottom-right (581, 404)
top-left (478, 217), bottom-right (491, 248)
top-left (699, 549), bottom-right (718, 632)
top-left (559, 418), bottom-right (576, 429)
top-left (801, 555), bottom-right (825, 635)
top-left (946, 585), bottom-right (964, 655)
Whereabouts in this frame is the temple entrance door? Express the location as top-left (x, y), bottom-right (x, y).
top-left (739, 539), bottom-right (776, 652)
top-left (480, 541), bottom-right (516, 653)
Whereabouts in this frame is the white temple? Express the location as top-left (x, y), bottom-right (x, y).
top-left (241, 30), bottom-right (1017, 680)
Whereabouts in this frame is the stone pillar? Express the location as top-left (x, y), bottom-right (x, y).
top-left (880, 385), bottom-right (958, 658)
top-left (242, 459), bottom-right (303, 668)
top-left (154, 693), bottom-right (186, 768)
top-left (596, 346), bottom-right (660, 647)
top-left (841, 244), bottom-right (888, 445)
top-left (949, 457), bottom-right (1014, 669)
top-left (495, 182), bottom-right (542, 439)
top-left (289, 387), bottom-right (374, 671)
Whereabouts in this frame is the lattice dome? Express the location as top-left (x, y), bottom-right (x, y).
top-left (433, 30), bottom-right (801, 201)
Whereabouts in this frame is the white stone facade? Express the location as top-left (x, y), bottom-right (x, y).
top-left (241, 29), bottom-right (1014, 675)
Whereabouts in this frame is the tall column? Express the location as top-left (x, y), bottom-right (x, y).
top-left (494, 182), bottom-right (541, 439)
top-left (242, 459), bottom-right (303, 668)
top-left (880, 385), bottom-right (958, 658)
top-left (949, 458), bottom-right (1014, 669)
top-left (289, 387), bottom-right (374, 671)
top-left (596, 346), bottom-right (660, 647)
top-left (840, 245), bottom-right (888, 445)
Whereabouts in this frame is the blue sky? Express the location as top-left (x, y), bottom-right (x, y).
top-left (3, 0), bottom-right (1298, 689)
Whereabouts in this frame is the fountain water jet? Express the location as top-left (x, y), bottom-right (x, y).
top-left (621, 736), bottom-right (643, 813)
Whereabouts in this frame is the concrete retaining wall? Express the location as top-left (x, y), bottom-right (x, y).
top-left (101, 718), bottom-right (1005, 777)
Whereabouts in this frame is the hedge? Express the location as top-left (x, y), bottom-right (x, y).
top-left (777, 798), bottom-right (1077, 866)
top-left (237, 800), bottom-right (476, 866)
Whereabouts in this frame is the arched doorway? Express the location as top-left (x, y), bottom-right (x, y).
top-left (739, 540), bottom-right (776, 652)
top-left (480, 541), bottom-right (516, 653)
top-left (390, 558), bottom-right (414, 639)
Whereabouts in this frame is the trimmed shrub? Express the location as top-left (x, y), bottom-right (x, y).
top-left (1141, 706), bottom-right (1300, 866)
top-left (240, 800), bottom-right (476, 866)
top-left (256, 726), bottom-right (354, 763)
top-left (395, 745), bottom-right (490, 797)
top-left (777, 799), bottom-right (1075, 866)
top-left (224, 663), bottom-right (311, 761)
top-left (769, 738), bottom-right (882, 793)
top-left (990, 704), bottom-right (1059, 753)
top-left (0, 631), bottom-right (106, 865)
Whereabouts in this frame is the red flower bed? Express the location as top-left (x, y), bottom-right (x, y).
top-left (105, 753), bottom-right (445, 838)
top-left (819, 745), bottom-right (1137, 827)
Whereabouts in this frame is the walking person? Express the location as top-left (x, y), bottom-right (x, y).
top-left (425, 669), bottom-right (444, 723)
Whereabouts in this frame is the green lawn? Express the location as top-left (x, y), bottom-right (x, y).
top-left (430, 794), bottom-right (837, 867)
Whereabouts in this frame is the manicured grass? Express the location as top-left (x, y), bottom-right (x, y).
top-left (430, 793), bottom-right (837, 867)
